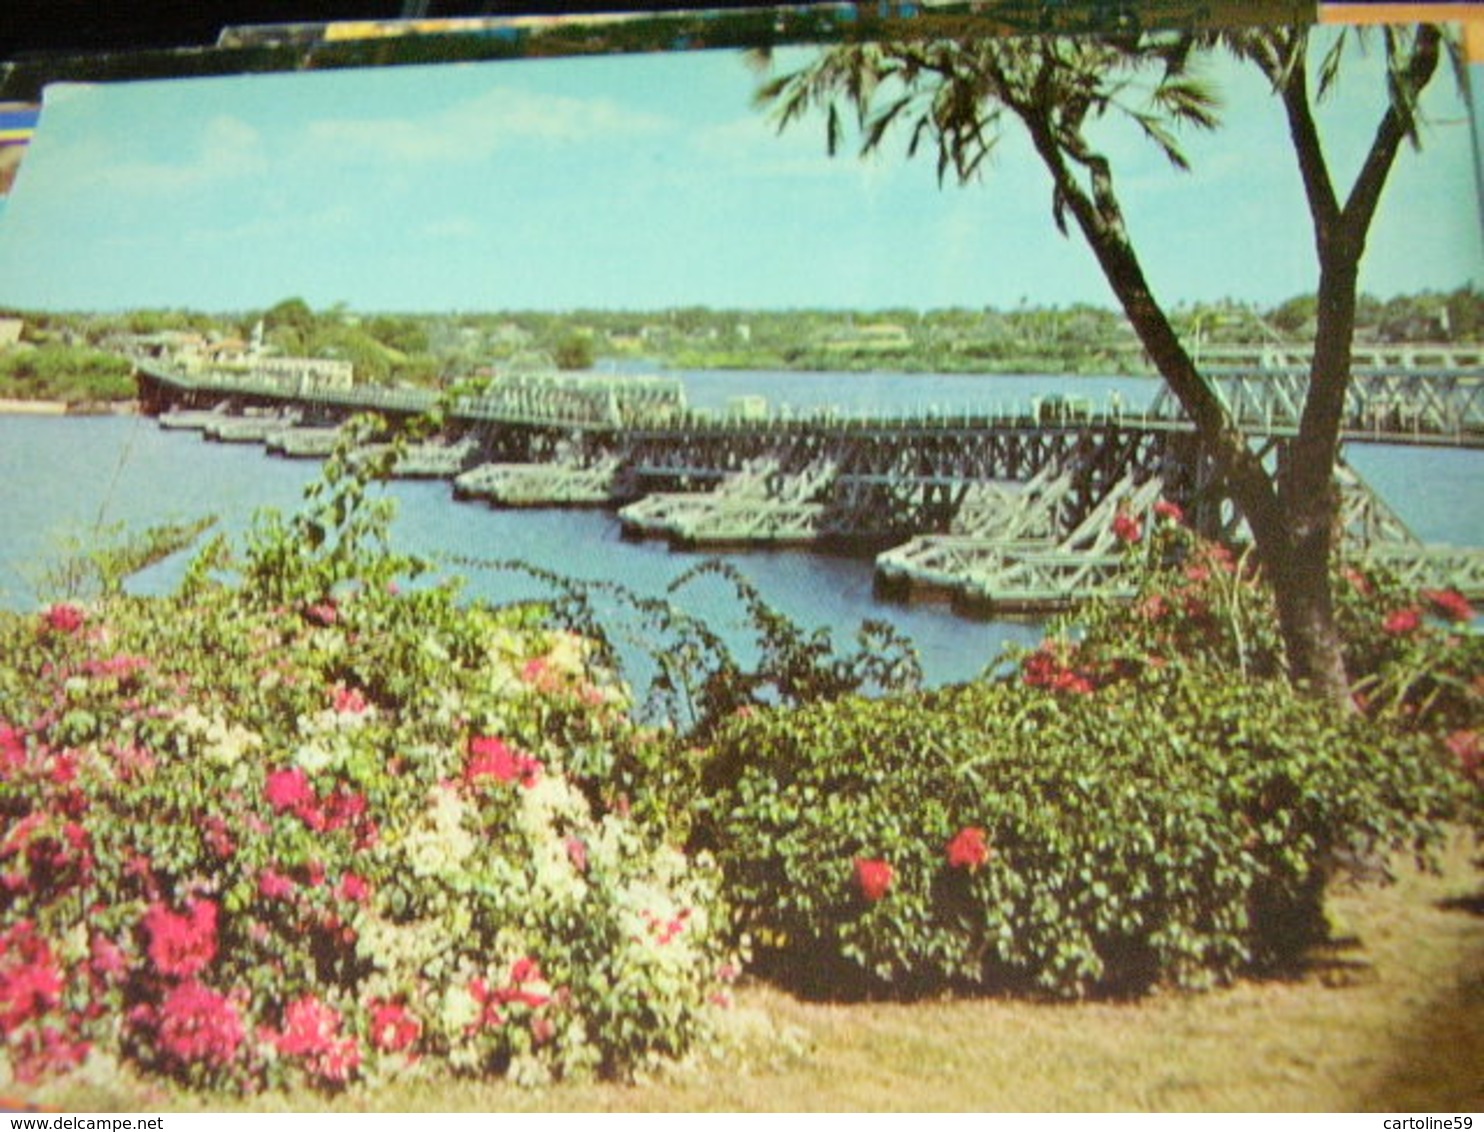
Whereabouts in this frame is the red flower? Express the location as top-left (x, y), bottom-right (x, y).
top-left (854, 857), bottom-right (894, 902)
top-left (143, 899), bottom-right (218, 979)
top-left (1423, 588), bottom-right (1475, 624)
top-left (1111, 512), bottom-right (1143, 544)
top-left (1154, 499), bottom-right (1185, 524)
top-left (368, 1000), bottom-right (421, 1053)
top-left (467, 978), bottom-right (506, 1031)
top-left (1022, 645), bottom-right (1095, 695)
top-left (41, 604), bottom-right (85, 635)
top-left (1382, 607), bottom-right (1423, 636)
top-left (322, 786), bottom-right (369, 833)
top-left (336, 872), bottom-right (371, 904)
top-left (0, 923), bottom-right (63, 1030)
top-left (157, 980), bottom-right (244, 1067)
top-left (0, 724), bottom-right (25, 777)
top-left (466, 736), bottom-right (542, 789)
top-left (200, 814), bottom-right (235, 859)
top-left (1445, 730), bottom-right (1481, 777)
top-left (946, 826), bottom-right (992, 871)
top-left (258, 869), bottom-right (296, 900)
top-left (510, 956), bottom-right (543, 986)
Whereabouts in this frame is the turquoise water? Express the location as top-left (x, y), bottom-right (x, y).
top-left (2, 370), bottom-right (1479, 687)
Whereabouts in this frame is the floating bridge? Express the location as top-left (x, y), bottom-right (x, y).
top-left (135, 361), bottom-right (1484, 614)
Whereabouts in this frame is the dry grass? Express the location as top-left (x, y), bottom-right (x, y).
top-left (37, 836), bottom-right (1484, 1113)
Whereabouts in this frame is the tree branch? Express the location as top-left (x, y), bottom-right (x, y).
top-left (1341, 24), bottom-right (1441, 238)
top-left (1271, 28), bottom-right (1342, 250)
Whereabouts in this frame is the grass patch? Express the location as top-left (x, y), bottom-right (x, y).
top-left (29, 836), bottom-right (1482, 1113)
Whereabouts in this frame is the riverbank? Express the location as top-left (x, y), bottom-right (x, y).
top-left (0, 396), bottom-right (136, 415)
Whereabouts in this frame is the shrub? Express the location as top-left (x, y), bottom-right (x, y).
top-left (699, 664), bottom-right (1470, 998)
top-left (0, 437), bottom-right (738, 1094)
top-left (698, 514), bottom-right (1480, 999)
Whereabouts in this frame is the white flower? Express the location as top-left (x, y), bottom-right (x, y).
top-left (402, 785), bottom-right (477, 879)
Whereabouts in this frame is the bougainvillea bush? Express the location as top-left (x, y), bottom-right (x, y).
top-left (0, 438), bottom-right (737, 1094)
top-left (698, 509), bottom-right (1481, 999)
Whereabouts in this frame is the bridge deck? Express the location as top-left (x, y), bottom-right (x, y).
top-left (132, 364), bottom-right (1484, 613)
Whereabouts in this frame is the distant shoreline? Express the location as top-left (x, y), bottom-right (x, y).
top-left (0, 398), bottom-right (137, 416)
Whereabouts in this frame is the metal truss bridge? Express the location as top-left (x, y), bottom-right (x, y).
top-left (135, 363), bottom-right (1484, 614)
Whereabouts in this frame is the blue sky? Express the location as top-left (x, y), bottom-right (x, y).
top-left (0, 33), bottom-right (1479, 313)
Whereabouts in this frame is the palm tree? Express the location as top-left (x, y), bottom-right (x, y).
top-left (753, 21), bottom-right (1446, 707)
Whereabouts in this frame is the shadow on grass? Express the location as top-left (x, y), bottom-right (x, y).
top-left (1438, 891), bottom-right (1484, 917)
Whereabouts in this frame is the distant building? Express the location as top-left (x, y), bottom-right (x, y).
top-left (204, 337), bottom-right (252, 367)
top-left (250, 356), bottom-right (354, 391)
top-left (0, 317), bottom-right (23, 349)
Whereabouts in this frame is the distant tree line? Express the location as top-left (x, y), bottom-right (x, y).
top-left (3, 285), bottom-right (1478, 396)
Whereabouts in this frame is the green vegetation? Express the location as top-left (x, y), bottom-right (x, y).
top-left (0, 343), bottom-right (135, 404)
top-left (753, 21), bottom-right (1457, 715)
top-left (1, 406), bottom-right (1479, 1107)
top-left (2, 284), bottom-right (1480, 409)
top-left (1, 424), bottom-right (739, 1093)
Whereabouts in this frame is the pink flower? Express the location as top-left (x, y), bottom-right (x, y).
top-left (1111, 512), bottom-right (1143, 544)
top-left (265, 767), bottom-right (328, 829)
top-left (466, 736), bottom-right (543, 789)
top-left (331, 685), bottom-right (369, 715)
top-left (265, 767), bottom-right (315, 813)
top-left (336, 872), bottom-right (371, 904)
top-left (1423, 589), bottom-right (1475, 624)
top-left (143, 899), bottom-right (218, 979)
top-left (303, 601), bottom-right (338, 627)
top-left (9, 1025), bottom-right (89, 1084)
top-left (315, 1037), bottom-right (361, 1084)
top-left (89, 934), bottom-right (129, 982)
top-left (273, 995), bottom-right (361, 1083)
top-left (274, 995), bottom-right (340, 1058)
top-left (564, 835), bottom-right (588, 873)
top-left (157, 981), bottom-right (244, 1067)
top-left (530, 1015), bottom-right (556, 1046)
top-left (854, 857), bottom-right (894, 902)
top-left (946, 826), bottom-right (992, 871)
top-left (369, 1000), bottom-right (421, 1053)
top-left (1382, 607), bottom-right (1423, 636)
top-left (258, 869), bottom-right (296, 900)
top-left (41, 603), bottom-right (85, 635)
